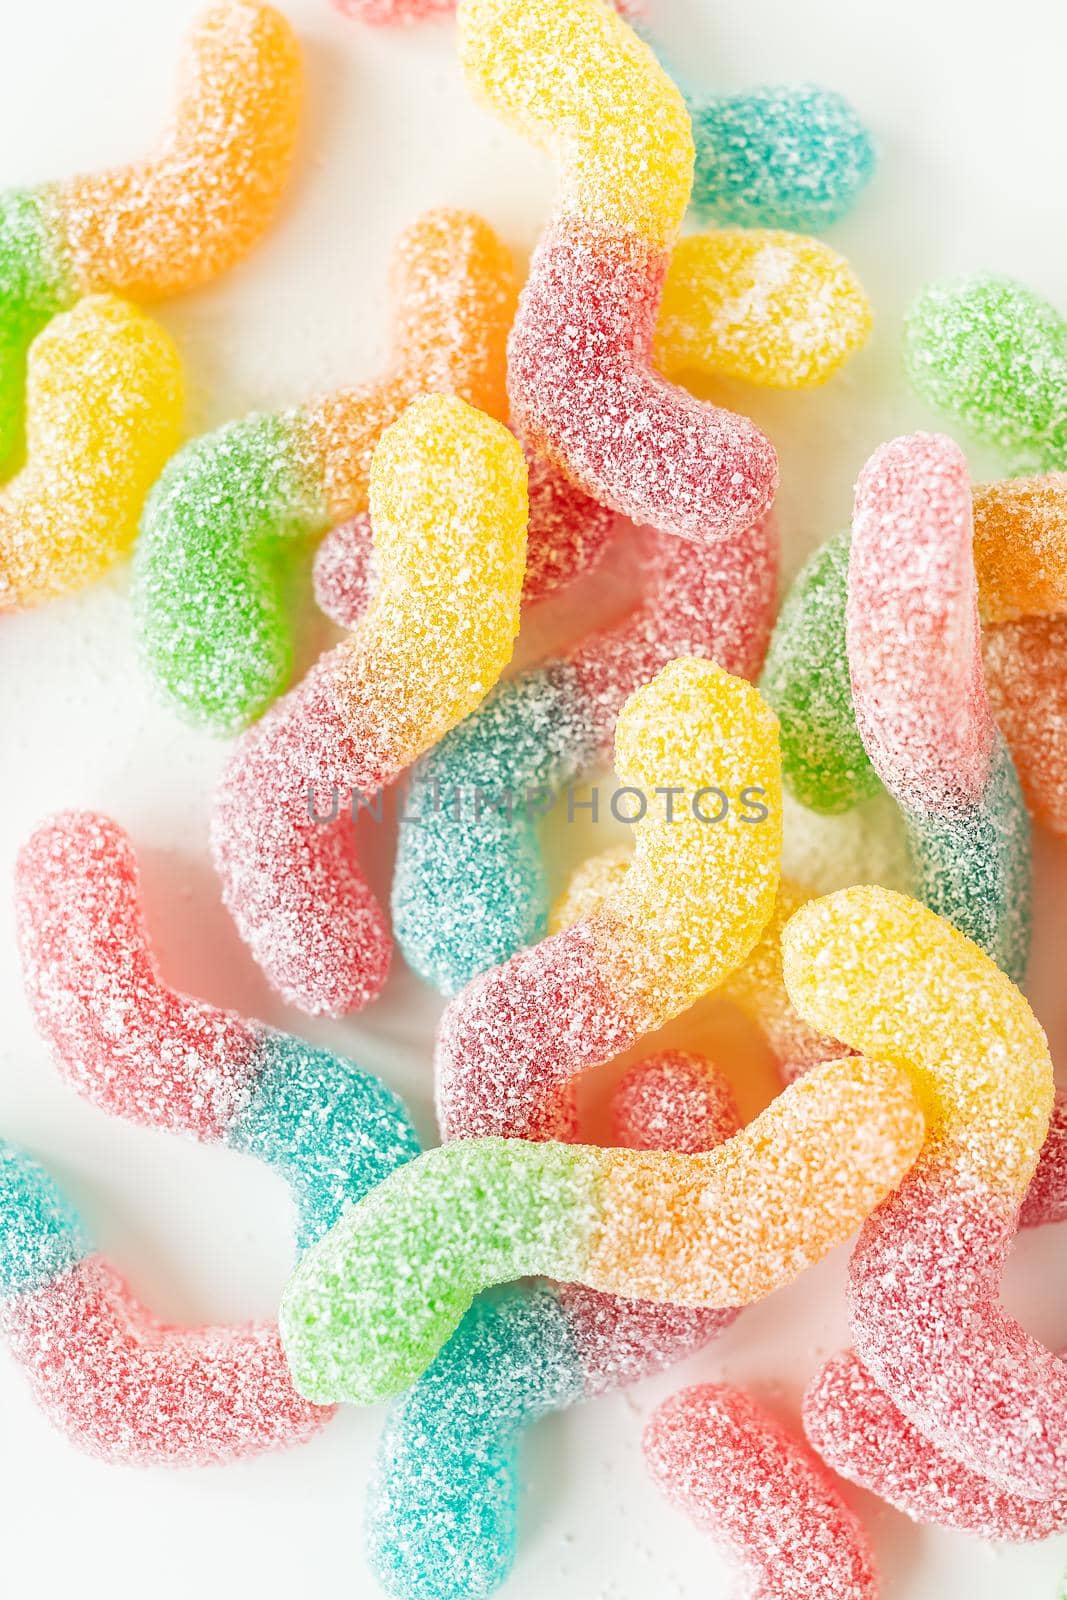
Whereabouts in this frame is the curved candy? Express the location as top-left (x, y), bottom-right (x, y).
top-left (0, 1), bottom-right (300, 472)
top-left (804, 1348), bottom-right (1067, 1544)
top-left (11, 810), bottom-right (422, 1463)
top-left (461, 0), bottom-right (778, 541)
top-left (392, 517), bottom-right (777, 995)
top-left (847, 432), bottom-right (1031, 983)
top-left (645, 1383), bottom-right (878, 1599)
top-left (136, 209), bottom-right (520, 732)
top-left (212, 392), bottom-right (527, 1015)
top-left (782, 885), bottom-right (1064, 1499)
top-left (904, 276), bottom-right (1067, 472)
top-left (280, 1053), bottom-right (923, 1403)
top-left (434, 657), bottom-right (782, 1138)
top-left (0, 295), bottom-right (183, 610)
top-left (367, 1051), bottom-right (743, 1600)
top-left (655, 229), bottom-right (872, 390)
top-left (973, 474), bottom-right (1067, 624)
top-left (985, 617), bottom-right (1067, 836)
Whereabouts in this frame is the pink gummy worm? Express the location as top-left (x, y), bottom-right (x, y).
top-left (848, 431), bottom-right (996, 812)
top-left (16, 811), bottom-right (260, 1141)
top-left (1, 1256), bottom-right (329, 1466)
top-left (508, 217), bottom-right (778, 544)
top-left (645, 1383), bottom-right (879, 1599)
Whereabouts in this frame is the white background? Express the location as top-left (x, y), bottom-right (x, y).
top-left (2, 1), bottom-right (1067, 1595)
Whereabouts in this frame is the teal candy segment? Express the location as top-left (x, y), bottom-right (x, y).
top-left (392, 661), bottom-right (601, 995)
top-left (133, 408), bottom-right (327, 734)
top-left (760, 531), bottom-right (883, 815)
top-left (226, 1032), bottom-right (422, 1253)
top-left (366, 1287), bottom-right (584, 1600)
top-left (0, 187), bottom-right (71, 472)
top-left (904, 737), bottom-right (1032, 988)
top-left (689, 86), bottom-right (876, 231)
top-left (0, 1141), bottom-right (91, 1299)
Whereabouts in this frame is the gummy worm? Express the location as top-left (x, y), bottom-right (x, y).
top-left (645, 1383), bottom-right (879, 1600)
top-left (366, 1051), bottom-right (744, 1600)
top-left (0, 1), bottom-right (301, 472)
top-left (392, 516), bottom-right (778, 996)
top-left (0, 295), bottom-right (183, 610)
top-left (847, 432), bottom-right (1032, 983)
top-left (211, 392), bottom-right (528, 1016)
top-left (9, 810), bottom-right (422, 1464)
top-left (135, 208), bottom-right (522, 733)
top-left (782, 885), bottom-right (1065, 1499)
top-left (460, 0), bottom-right (778, 541)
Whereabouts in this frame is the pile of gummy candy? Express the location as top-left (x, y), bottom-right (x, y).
top-left (3, 0), bottom-right (1067, 1594)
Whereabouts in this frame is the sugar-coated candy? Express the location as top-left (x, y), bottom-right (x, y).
top-left (984, 616), bottom-right (1067, 836)
top-left (783, 886), bottom-right (1063, 1499)
top-left (804, 1350), bottom-right (1067, 1543)
top-left (136, 209), bottom-right (519, 733)
top-left (760, 530), bottom-right (881, 814)
top-left (434, 658), bottom-right (782, 1138)
top-left (10, 810), bottom-right (422, 1463)
top-left (461, 0), bottom-right (778, 541)
top-left (1020, 1090), bottom-right (1067, 1229)
top-left (0, 295), bottom-right (182, 610)
top-left (393, 518), bottom-right (777, 995)
top-left (646, 1384), bottom-right (878, 1599)
top-left (687, 85), bottom-right (876, 232)
top-left (0, 1), bottom-right (300, 473)
top-left (848, 432), bottom-right (1032, 983)
top-left (332, 0), bottom-right (455, 19)
top-left (655, 228), bottom-right (872, 390)
top-left (280, 1053), bottom-right (922, 1403)
top-left (212, 393), bottom-right (527, 1015)
top-left (0, 1143), bottom-right (329, 1466)
top-left (904, 276), bottom-right (1067, 472)
top-left (972, 474), bottom-right (1067, 623)
top-left (366, 1052), bottom-right (742, 1600)
top-left (780, 788), bottom-right (912, 898)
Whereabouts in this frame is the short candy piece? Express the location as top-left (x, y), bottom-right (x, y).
top-left (0, 1), bottom-right (300, 472)
top-left (392, 517), bottom-right (778, 995)
top-left (655, 229), bottom-right (872, 390)
top-left (212, 392), bottom-right (528, 1015)
top-left (136, 208), bottom-right (519, 732)
top-left (783, 885), bottom-right (1063, 1499)
top-left (904, 276), bottom-right (1067, 472)
top-left (805, 1348), bottom-right (1067, 1543)
top-left (434, 657), bottom-right (782, 1139)
top-left (366, 1051), bottom-right (743, 1600)
top-left (279, 1054), bottom-right (923, 1403)
top-left (645, 1383), bottom-right (879, 1599)
top-left (10, 810), bottom-right (422, 1463)
top-left (0, 295), bottom-right (182, 610)
top-left (847, 432), bottom-right (1031, 983)
top-left (461, 0), bottom-right (778, 541)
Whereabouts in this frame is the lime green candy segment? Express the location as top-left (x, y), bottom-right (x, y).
top-left (905, 276), bottom-right (1067, 472)
top-left (760, 530), bottom-right (881, 813)
top-left (279, 1139), bottom-right (601, 1405)
top-left (134, 408), bottom-right (326, 734)
top-left (0, 187), bottom-right (72, 473)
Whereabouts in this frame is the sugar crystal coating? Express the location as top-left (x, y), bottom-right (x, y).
top-left (656, 228), bottom-right (872, 390)
top-left (848, 432), bottom-right (1031, 982)
top-left (972, 474), bottom-right (1067, 623)
top-left (10, 811), bottom-right (424, 1460)
top-left (434, 658), bottom-right (782, 1138)
top-left (805, 1348), bottom-right (1067, 1543)
top-left (646, 1383), bottom-right (878, 1599)
top-left (460, 0), bottom-right (778, 541)
top-left (393, 517), bottom-right (778, 995)
top-left (0, 1), bottom-right (300, 472)
top-left (0, 296), bottom-right (182, 610)
top-left (136, 209), bottom-right (519, 733)
top-left (783, 886), bottom-right (1064, 1499)
top-left (904, 276), bottom-right (1067, 471)
top-left (280, 1053), bottom-right (922, 1403)
top-left (212, 393), bottom-right (528, 1015)
top-left (366, 1052), bottom-right (742, 1600)
top-left (984, 616), bottom-right (1067, 837)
